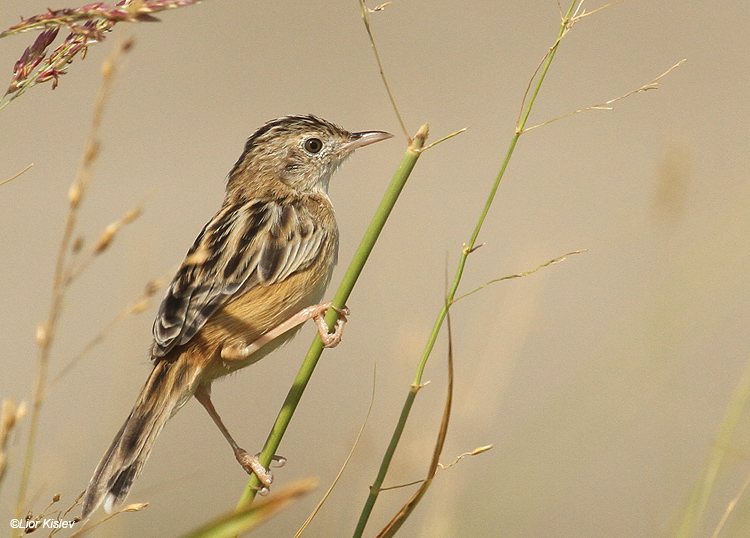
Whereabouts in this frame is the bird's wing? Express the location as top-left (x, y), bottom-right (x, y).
top-left (151, 198), bottom-right (330, 357)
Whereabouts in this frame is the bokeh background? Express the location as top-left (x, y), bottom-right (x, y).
top-left (1, 1), bottom-right (749, 537)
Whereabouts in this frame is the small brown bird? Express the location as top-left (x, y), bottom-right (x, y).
top-left (82, 115), bottom-right (392, 518)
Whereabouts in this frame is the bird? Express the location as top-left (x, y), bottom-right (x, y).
top-left (81, 114), bottom-right (393, 518)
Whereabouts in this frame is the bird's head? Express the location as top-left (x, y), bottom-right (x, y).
top-left (227, 114), bottom-right (393, 198)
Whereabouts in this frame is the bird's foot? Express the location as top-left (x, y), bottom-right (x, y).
top-left (234, 449), bottom-right (287, 495)
top-left (311, 302), bottom-right (349, 348)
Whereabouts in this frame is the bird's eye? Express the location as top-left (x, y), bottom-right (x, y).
top-left (304, 137), bottom-right (323, 154)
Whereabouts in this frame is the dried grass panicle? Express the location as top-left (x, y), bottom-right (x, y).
top-left (92, 207), bottom-right (142, 254)
top-left (6, 28), bottom-right (59, 93)
top-left (1, 1), bottom-right (200, 102)
top-left (6, 19), bottom-right (111, 97)
top-left (0, 1), bottom-right (201, 38)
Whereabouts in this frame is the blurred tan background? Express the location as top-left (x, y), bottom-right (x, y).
top-left (2, 1), bottom-right (750, 537)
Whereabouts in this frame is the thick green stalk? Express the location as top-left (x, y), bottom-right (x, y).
top-left (235, 125), bottom-right (429, 510)
top-left (352, 4), bottom-right (576, 537)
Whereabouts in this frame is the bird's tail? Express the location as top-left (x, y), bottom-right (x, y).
top-left (82, 358), bottom-right (201, 518)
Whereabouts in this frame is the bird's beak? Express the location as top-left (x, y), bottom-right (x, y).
top-left (342, 130), bottom-right (394, 152)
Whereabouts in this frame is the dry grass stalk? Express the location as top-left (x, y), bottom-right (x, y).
top-left (438, 444), bottom-right (494, 471)
top-left (70, 502), bottom-right (148, 537)
top-left (0, 399), bottom-right (27, 488)
top-left (358, 0), bottom-right (408, 141)
top-left (293, 368), bottom-right (377, 538)
top-left (48, 492), bottom-right (84, 537)
top-left (0, 163), bottom-right (34, 187)
top-left (53, 277), bottom-right (166, 384)
top-left (13, 38), bottom-right (132, 530)
top-left (65, 204), bottom-right (144, 284)
top-left (7, 492), bottom-right (83, 537)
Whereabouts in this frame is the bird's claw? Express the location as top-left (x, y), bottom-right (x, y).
top-left (234, 449), bottom-right (287, 495)
top-left (314, 303), bottom-right (349, 348)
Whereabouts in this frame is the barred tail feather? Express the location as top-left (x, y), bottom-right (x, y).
top-left (82, 358), bottom-right (201, 518)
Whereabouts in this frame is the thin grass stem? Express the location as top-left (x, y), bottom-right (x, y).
top-left (452, 249), bottom-right (586, 304)
top-left (12, 39), bottom-right (127, 535)
top-left (351, 3), bottom-right (578, 536)
top-left (358, 0), bottom-right (409, 141)
top-left (293, 367), bottom-right (377, 537)
top-left (0, 163), bottom-right (34, 187)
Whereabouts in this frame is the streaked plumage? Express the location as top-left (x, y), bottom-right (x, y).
top-left (152, 195), bottom-right (337, 358)
top-left (82, 115), bottom-right (392, 518)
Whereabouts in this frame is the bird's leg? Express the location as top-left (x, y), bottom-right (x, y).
top-left (194, 386), bottom-right (285, 494)
top-left (221, 301), bottom-right (349, 361)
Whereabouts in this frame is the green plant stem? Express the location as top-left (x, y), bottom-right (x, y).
top-left (235, 124), bottom-right (429, 511)
top-left (351, 4), bottom-right (576, 537)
